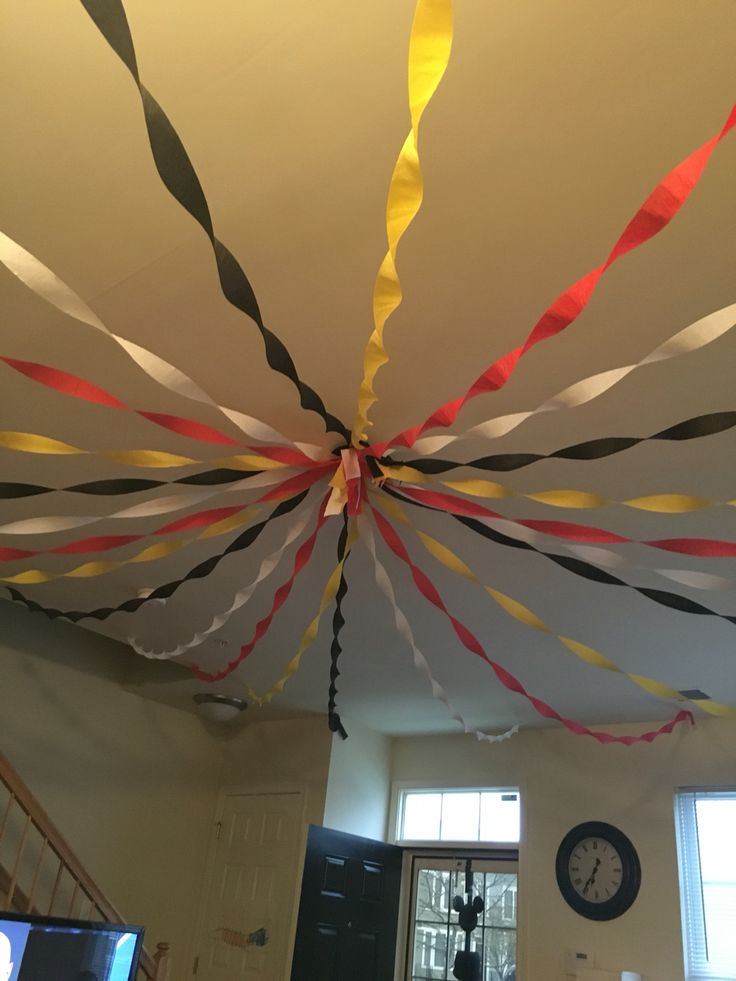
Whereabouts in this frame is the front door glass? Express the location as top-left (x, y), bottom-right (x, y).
top-left (409, 858), bottom-right (518, 981)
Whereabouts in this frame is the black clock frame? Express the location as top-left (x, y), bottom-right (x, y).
top-left (555, 821), bottom-right (641, 921)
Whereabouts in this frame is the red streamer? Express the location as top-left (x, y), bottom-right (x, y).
top-left (0, 355), bottom-right (319, 467)
top-left (370, 503), bottom-right (694, 745)
top-left (190, 495), bottom-right (331, 681)
top-left (392, 484), bottom-right (736, 556)
top-left (0, 469), bottom-right (331, 561)
top-left (367, 104), bottom-right (736, 455)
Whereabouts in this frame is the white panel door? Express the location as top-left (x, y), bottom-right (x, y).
top-left (195, 792), bottom-right (303, 980)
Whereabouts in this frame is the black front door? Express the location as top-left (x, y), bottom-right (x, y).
top-left (290, 825), bottom-right (403, 981)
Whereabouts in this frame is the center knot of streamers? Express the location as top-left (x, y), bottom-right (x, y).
top-left (326, 448), bottom-right (365, 516)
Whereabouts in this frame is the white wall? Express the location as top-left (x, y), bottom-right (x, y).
top-left (392, 719), bottom-right (736, 981)
top-left (323, 717), bottom-right (392, 841)
top-left (0, 602), bottom-right (223, 975)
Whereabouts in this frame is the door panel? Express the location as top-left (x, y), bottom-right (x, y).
top-left (196, 792), bottom-right (303, 980)
top-left (291, 825), bottom-right (403, 981)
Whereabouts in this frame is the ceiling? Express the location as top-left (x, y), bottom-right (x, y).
top-left (1, 0), bottom-right (735, 738)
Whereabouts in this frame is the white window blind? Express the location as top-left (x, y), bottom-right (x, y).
top-left (675, 789), bottom-right (736, 980)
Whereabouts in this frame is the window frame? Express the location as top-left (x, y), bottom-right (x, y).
top-left (391, 782), bottom-right (522, 849)
top-left (675, 786), bottom-right (736, 981)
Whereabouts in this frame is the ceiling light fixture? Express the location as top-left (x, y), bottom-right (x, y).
top-left (193, 693), bottom-right (248, 723)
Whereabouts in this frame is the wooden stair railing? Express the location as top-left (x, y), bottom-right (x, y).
top-left (0, 752), bottom-right (170, 981)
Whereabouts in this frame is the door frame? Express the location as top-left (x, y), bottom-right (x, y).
top-left (190, 782), bottom-right (307, 980)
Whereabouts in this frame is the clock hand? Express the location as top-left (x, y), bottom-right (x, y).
top-left (582, 858), bottom-right (601, 896)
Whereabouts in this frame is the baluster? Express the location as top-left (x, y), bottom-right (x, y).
top-left (6, 811), bottom-right (32, 909)
top-left (46, 854), bottom-right (64, 915)
top-left (68, 877), bottom-right (80, 917)
top-left (0, 791), bottom-right (15, 851)
top-left (26, 833), bottom-right (48, 912)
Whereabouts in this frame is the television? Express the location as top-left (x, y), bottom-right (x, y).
top-left (0, 912), bottom-right (144, 981)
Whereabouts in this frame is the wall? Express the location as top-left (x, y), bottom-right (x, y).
top-left (0, 602), bottom-right (223, 974)
top-left (391, 719), bottom-right (736, 981)
top-left (323, 716), bottom-right (392, 840)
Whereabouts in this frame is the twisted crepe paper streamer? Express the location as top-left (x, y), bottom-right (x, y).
top-left (368, 104), bottom-right (736, 456)
top-left (0, 429), bottom-right (303, 472)
top-left (558, 542), bottom-right (736, 593)
top-left (410, 302), bottom-right (736, 453)
top-left (393, 410), bottom-right (736, 475)
top-left (0, 468), bottom-right (309, 536)
top-left (378, 462), bottom-right (735, 515)
top-left (377, 494), bottom-right (736, 719)
top-left (439, 504), bottom-right (736, 593)
top-left (0, 504), bottom-right (256, 562)
top-left (359, 515), bottom-right (519, 743)
top-left (0, 468), bottom-right (324, 557)
top-left (5, 488), bottom-right (311, 623)
top-left (391, 483), bottom-right (736, 558)
top-left (369, 502), bottom-right (694, 745)
top-left (79, 0), bottom-right (349, 444)
top-left (0, 231), bottom-right (327, 460)
top-left (379, 469), bottom-right (736, 585)
top-left (190, 496), bottom-right (333, 683)
top-left (245, 522), bottom-right (358, 705)
top-left (384, 485), bottom-right (736, 627)
top-left (1, 507), bottom-right (261, 585)
top-left (327, 514), bottom-right (351, 739)
top-left (352, 0), bottom-right (453, 445)
top-left (0, 356), bottom-right (316, 467)
top-left (130, 501), bottom-right (316, 658)
top-left (0, 467), bottom-right (261, 501)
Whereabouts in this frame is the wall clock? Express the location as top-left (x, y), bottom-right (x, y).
top-left (555, 821), bottom-right (641, 921)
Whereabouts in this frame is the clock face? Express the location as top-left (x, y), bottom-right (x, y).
top-left (556, 821), bottom-right (641, 921)
top-left (567, 836), bottom-right (623, 904)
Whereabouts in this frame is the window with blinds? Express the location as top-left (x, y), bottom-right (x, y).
top-left (675, 789), bottom-right (736, 980)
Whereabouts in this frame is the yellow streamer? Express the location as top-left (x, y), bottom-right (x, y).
top-left (377, 463), bottom-right (733, 514)
top-left (0, 508), bottom-right (258, 584)
top-left (352, 0), bottom-right (454, 445)
top-left (0, 430), bottom-right (288, 471)
top-left (376, 494), bottom-right (736, 719)
top-left (246, 523), bottom-right (357, 706)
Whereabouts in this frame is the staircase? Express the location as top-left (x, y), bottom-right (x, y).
top-left (0, 752), bottom-right (170, 981)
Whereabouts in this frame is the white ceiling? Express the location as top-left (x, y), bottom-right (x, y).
top-left (1, 0), bottom-right (735, 737)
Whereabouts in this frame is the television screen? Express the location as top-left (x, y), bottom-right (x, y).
top-left (0, 913), bottom-right (143, 981)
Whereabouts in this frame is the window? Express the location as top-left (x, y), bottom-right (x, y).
top-left (409, 857), bottom-right (518, 981)
top-left (397, 789), bottom-right (520, 843)
top-left (675, 789), bottom-right (736, 980)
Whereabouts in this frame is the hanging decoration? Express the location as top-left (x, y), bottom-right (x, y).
top-left (2, 0), bottom-right (735, 746)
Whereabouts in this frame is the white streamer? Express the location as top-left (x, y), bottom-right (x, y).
top-left (0, 231), bottom-right (329, 460)
top-left (484, 517), bottom-right (736, 592)
top-left (129, 502), bottom-right (316, 658)
top-left (0, 469), bottom-right (293, 535)
top-left (358, 515), bottom-right (519, 744)
top-left (411, 302), bottom-right (736, 455)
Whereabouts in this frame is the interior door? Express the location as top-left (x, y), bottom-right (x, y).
top-left (290, 825), bottom-right (404, 981)
top-left (194, 791), bottom-right (303, 980)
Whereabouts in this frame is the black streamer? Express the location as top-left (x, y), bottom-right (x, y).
top-left (79, 0), bottom-right (350, 444)
top-left (6, 489), bottom-right (308, 623)
top-left (327, 514), bottom-right (351, 740)
top-left (0, 468), bottom-right (259, 500)
top-left (398, 411), bottom-right (736, 474)
top-left (383, 485), bottom-right (736, 627)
